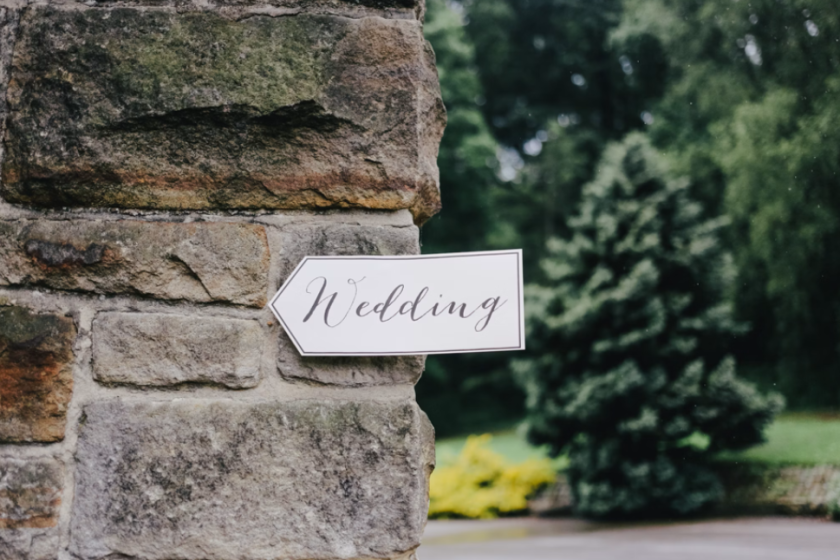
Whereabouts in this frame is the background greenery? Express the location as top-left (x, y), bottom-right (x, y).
top-left (418, 0), bottom-right (840, 439)
top-left (438, 414), bottom-right (840, 468)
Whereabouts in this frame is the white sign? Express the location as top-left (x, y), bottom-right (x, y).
top-left (268, 250), bottom-right (525, 357)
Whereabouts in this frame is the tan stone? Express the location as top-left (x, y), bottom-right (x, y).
top-left (0, 306), bottom-right (76, 443)
top-left (0, 219), bottom-right (270, 307)
top-left (92, 313), bottom-right (264, 389)
top-left (86, 0), bottom-right (426, 20)
top-left (2, 7), bottom-right (445, 224)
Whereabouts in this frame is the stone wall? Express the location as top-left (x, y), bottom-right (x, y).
top-left (0, 1), bottom-right (444, 558)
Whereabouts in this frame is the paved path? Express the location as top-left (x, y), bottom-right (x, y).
top-left (419, 517), bottom-right (840, 559)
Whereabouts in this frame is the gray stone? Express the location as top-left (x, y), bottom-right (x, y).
top-left (92, 313), bottom-right (264, 389)
top-left (275, 224), bottom-right (425, 386)
top-left (0, 8), bottom-right (18, 169)
top-left (0, 457), bottom-right (64, 530)
top-left (0, 219), bottom-right (270, 307)
top-left (0, 457), bottom-right (63, 560)
top-left (277, 329), bottom-right (426, 387)
top-left (0, 529), bottom-right (60, 560)
top-left (71, 398), bottom-right (435, 560)
top-left (2, 7), bottom-right (445, 224)
top-left (0, 306), bottom-right (76, 443)
top-left (277, 223), bottom-right (420, 280)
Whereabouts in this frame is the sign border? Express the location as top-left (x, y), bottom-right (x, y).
top-left (267, 250), bottom-right (525, 357)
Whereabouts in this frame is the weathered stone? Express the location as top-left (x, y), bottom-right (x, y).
top-left (0, 458), bottom-right (64, 530)
top-left (0, 220), bottom-right (270, 307)
top-left (277, 223), bottom-right (420, 279)
top-left (0, 457), bottom-right (64, 560)
top-left (92, 313), bottom-right (264, 389)
top-left (71, 398), bottom-right (435, 560)
top-left (275, 224), bottom-right (425, 386)
top-left (0, 8), bottom-right (18, 169)
top-left (2, 7), bottom-right (445, 224)
top-left (0, 306), bottom-right (76, 443)
top-left (89, 0), bottom-right (426, 21)
top-left (0, 528), bottom-right (60, 560)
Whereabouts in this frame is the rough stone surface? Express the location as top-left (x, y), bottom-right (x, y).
top-left (0, 457), bottom-right (63, 560)
top-left (0, 220), bottom-right (270, 307)
top-left (0, 529), bottom-right (60, 560)
top-left (71, 398), bottom-right (435, 560)
top-left (0, 8), bottom-right (18, 168)
top-left (0, 306), bottom-right (76, 443)
top-left (92, 313), bottom-right (264, 389)
top-left (88, 0), bottom-right (426, 20)
top-left (0, 458), bottom-right (64, 530)
top-left (2, 7), bottom-right (445, 224)
top-left (276, 224), bottom-right (425, 386)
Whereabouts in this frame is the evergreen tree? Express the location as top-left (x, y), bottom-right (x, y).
top-left (613, 0), bottom-right (840, 406)
top-left (515, 134), bottom-right (782, 518)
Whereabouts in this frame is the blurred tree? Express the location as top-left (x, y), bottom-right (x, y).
top-left (515, 135), bottom-right (782, 517)
top-left (462, 0), bottom-right (668, 281)
top-left (613, 0), bottom-right (840, 407)
top-left (420, 0), bottom-right (672, 436)
top-left (418, 0), bottom-right (526, 436)
top-left (464, 0), bottom-right (667, 148)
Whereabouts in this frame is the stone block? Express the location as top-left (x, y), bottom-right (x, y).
top-left (2, 7), bottom-right (445, 223)
top-left (0, 457), bottom-right (64, 560)
top-left (0, 8), bottom-right (18, 165)
top-left (0, 458), bottom-right (64, 529)
top-left (0, 306), bottom-right (76, 443)
top-left (0, 220), bottom-right (270, 307)
top-left (87, 0), bottom-right (425, 20)
top-left (71, 398), bottom-right (435, 560)
top-left (275, 224), bottom-right (424, 386)
top-left (92, 313), bottom-right (264, 389)
top-left (276, 223), bottom-right (421, 280)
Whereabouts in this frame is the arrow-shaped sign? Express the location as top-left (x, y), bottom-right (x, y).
top-left (268, 250), bottom-right (525, 357)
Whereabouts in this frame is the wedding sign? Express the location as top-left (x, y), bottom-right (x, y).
top-left (268, 250), bottom-right (525, 356)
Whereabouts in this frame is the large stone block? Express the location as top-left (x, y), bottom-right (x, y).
top-left (71, 398), bottom-right (435, 560)
top-left (0, 220), bottom-right (270, 307)
top-left (0, 306), bottom-right (76, 443)
top-left (92, 313), bottom-right (264, 389)
top-left (276, 224), bottom-right (424, 386)
top-left (0, 457), bottom-right (63, 560)
top-left (88, 0), bottom-right (425, 20)
top-left (2, 7), bottom-right (445, 223)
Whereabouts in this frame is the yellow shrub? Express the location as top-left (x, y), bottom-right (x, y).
top-left (428, 435), bottom-right (557, 519)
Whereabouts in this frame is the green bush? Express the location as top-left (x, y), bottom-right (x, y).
top-left (514, 134), bottom-right (783, 518)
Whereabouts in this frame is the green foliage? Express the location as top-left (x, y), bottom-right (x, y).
top-left (614, 0), bottom-right (840, 406)
top-left (719, 414), bottom-right (840, 466)
top-left (422, 0), bottom-right (500, 254)
top-left (515, 134), bottom-right (782, 518)
top-left (464, 0), bottom-right (666, 147)
top-left (460, 0), bottom-right (669, 281)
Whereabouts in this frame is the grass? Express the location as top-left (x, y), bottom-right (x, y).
top-left (720, 413), bottom-right (840, 466)
top-left (436, 414), bottom-right (840, 468)
top-left (436, 429), bottom-right (568, 469)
